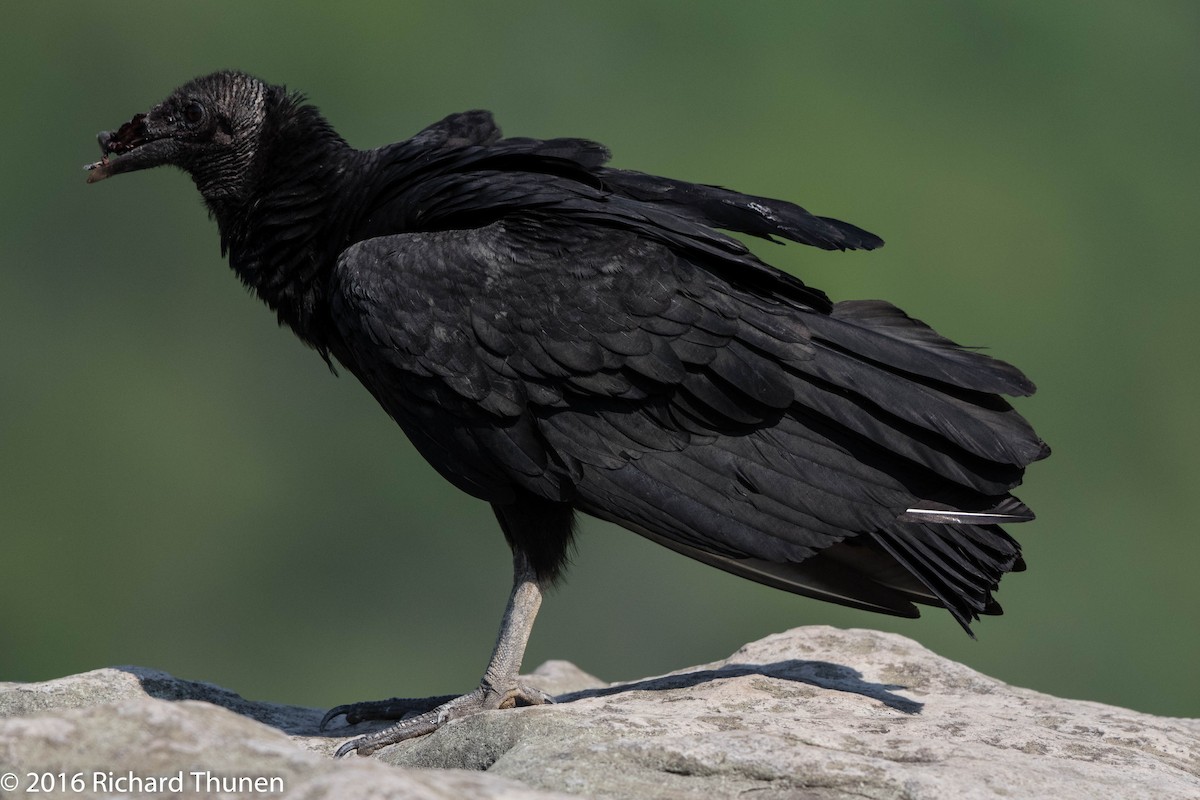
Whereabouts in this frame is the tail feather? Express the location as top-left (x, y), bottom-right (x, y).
top-left (868, 521), bottom-right (1023, 635)
top-left (901, 495), bottom-right (1034, 525)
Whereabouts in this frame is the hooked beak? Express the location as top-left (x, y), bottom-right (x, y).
top-left (85, 112), bottom-right (178, 183)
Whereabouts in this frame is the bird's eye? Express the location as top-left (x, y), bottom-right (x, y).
top-left (184, 101), bottom-right (205, 125)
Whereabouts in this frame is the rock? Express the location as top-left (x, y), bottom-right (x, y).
top-left (0, 667), bottom-right (574, 799)
top-left (2, 626), bottom-right (1197, 799)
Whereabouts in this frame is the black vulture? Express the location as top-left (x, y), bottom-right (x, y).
top-left (86, 71), bottom-right (1047, 755)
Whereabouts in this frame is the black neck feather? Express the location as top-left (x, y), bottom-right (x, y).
top-left (212, 95), bottom-right (361, 357)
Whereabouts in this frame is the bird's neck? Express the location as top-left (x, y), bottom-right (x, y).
top-left (211, 116), bottom-right (365, 359)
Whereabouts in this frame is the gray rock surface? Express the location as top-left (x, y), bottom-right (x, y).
top-left (1, 626), bottom-right (1197, 799)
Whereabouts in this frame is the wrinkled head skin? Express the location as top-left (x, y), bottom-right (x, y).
top-left (86, 71), bottom-right (270, 203)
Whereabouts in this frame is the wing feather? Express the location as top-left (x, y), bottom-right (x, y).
top-left (329, 199), bottom-right (1041, 633)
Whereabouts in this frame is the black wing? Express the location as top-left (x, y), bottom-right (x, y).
top-left (356, 113), bottom-right (881, 312)
top-left (329, 209), bottom-right (1045, 632)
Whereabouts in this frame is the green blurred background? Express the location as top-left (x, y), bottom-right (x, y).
top-left (2, 3), bottom-right (1196, 719)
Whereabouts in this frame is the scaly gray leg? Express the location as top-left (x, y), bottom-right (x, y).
top-left (323, 551), bottom-right (553, 757)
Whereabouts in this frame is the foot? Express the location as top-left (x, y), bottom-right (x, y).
top-left (326, 550), bottom-right (552, 756)
top-left (323, 682), bottom-right (554, 756)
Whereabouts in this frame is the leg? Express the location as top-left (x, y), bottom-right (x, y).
top-left (323, 550), bottom-right (552, 756)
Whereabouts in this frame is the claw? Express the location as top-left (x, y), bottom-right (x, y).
top-left (334, 738), bottom-right (366, 759)
top-left (320, 704), bottom-right (352, 731)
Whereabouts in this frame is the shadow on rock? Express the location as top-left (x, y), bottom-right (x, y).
top-left (120, 666), bottom-right (325, 736)
top-left (557, 659), bottom-right (923, 714)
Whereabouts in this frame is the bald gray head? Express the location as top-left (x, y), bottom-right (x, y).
top-left (87, 70), bottom-right (274, 204)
